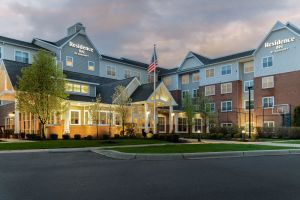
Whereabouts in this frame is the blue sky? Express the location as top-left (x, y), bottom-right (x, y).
top-left (1, 0), bottom-right (300, 67)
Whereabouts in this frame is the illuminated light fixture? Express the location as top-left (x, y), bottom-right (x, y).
top-left (146, 111), bottom-right (150, 115)
top-left (8, 112), bottom-right (15, 117)
top-left (171, 113), bottom-right (175, 116)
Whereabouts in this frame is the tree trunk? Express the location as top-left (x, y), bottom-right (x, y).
top-left (40, 122), bottom-right (46, 139)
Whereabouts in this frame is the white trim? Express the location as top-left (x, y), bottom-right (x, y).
top-left (106, 65), bottom-right (116, 77)
top-left (70, 110), bottom-right (81, 125)
top-left (221, 123), bottom-right (233, 127)
top-left (192, 72), bottom-right (200, 83)
top-left (221, 82), bottom-right (232, 94)
top-left (205, 85), bottom-right (215, 96)
top-left (221, 100), bottom-right (232, 112)
top-left (263, 121), bottom-right (275, 127)
top-left (158, 115), bottom-right (167, 133)
top-left (262, 96), bottom-right (275, 109)
top-left (244, 80), bottom-right (254, 92)
top-left (261, 55), bottom-right (274, 68)
top-left (193, 118), bottom-right (202, 133)
top-left (66, 56), bottom-right (73, 67)
top-left (221, 64), bottom-right (232, 76)
top-left (205, 67), bottom-right (215, 79)
top-left (262, 76), bottom-right (274, 89)
top-left (243, 61), bottom-right (254, 74)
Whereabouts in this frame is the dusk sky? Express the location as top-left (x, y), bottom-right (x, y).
top-left (1, 0), bottom-right (300, 67)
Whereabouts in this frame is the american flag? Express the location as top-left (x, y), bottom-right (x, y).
top-left (147, 45), bottom-right (158, 73)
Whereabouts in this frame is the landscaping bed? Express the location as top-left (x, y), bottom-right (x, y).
top-left (110, 143), bottom-right (296, 154)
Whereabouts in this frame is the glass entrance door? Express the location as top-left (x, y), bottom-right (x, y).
top-left (158, 116), bottom-right (166, 133)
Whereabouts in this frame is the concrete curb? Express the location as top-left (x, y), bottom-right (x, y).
top-left (93, 149), bottom-right (300, 160)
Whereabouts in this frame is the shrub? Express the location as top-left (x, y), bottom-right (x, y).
top-left (216, 133), bottom-right (224, 139)
top-left (224, 134), bottom-right (232, 140)
top-left (170, 134), bottom-right (180, 143)
top-left (114, 134), bottom-right (120, 139)
top-left (49, 133), bottom-right (58, 140)
top-left (85, 135), bottom-right (93, 140)
top-left (209, 133), bottom-right (217, 139)
top-left (146, 133), bottom-right (153, 139)
top-left (74, 134), bottom-right (81, 140)
top-left (233, 133), bottom-right (241, 139)
top-left (152, 134), bottom-right (159, 139)
top-left (125, 123), bottom-right (136, 137)
top-left (62, 134), bottom-right (70, 140)
top-left (26, 133), bottom-right (34, 140)
top-left (102, 134), bottom-right (110, 140)
top-left (20, 132), bottom-right (26, 139)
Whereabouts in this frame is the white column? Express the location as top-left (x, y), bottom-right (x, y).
top-left (64, 104), bottom-right (70, 134)
top-left (169, 105), bottom-right (173, 133)
top-left (14, 101), bottom-right (20, 134)
top-left (144, 103), bottom-right (149, 133)
top-left (174, 113), bottom-right (178, 133)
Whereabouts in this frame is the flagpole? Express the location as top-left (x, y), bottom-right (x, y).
top-left (153, 44), bottom-right (157, 134)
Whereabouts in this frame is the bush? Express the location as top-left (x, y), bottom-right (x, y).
top-left (85, 135), bottom-right (93, 140)
top-left (114, 134), bottom-right (120, 139)
top-left (224, 134), bottom-right (232, 140)
top-left (26, 133), bottom-right (41, 140)
top-left (152, 134), bottom-right (159, 139)
top-left (102, 134), bottom-right (110, 140)
top-left (62, 134), bottom-right (70, 140)
top-left (146, 133), bottom-right (153, 139)
top-left (49, 133), bottom-right (58, 140)
top-left (216, 133), bottom-right (224, 139)
top-left (233, 133), bottom-right (241, 138)
top-left (170, 134), bottom-right (179, 143)
top-left (74, 134), bottom-right (81, 140)
top-left (20, 132), bottom-right (26, 139)
top-left (125, 123), bottom-right (136, 137)
top-left (209, 133), bottom-right (217, 139)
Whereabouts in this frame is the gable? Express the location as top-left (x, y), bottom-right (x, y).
top-left (179, 52), bottom-right (203, 71)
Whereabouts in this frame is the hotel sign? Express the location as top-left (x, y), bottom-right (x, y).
top-left (264, 37), bottom-right (296, 53)
top-left (69, 41), bottom-right (94, 57)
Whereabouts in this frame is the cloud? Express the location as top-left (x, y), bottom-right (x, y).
top-left (0, 0), bottom-right (300, 67)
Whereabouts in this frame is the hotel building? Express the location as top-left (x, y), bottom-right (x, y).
top-left (0, 21), bottom-right (300, 137)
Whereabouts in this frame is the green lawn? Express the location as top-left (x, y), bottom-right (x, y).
top-left (111, 143), bottom-right (295, 154)
top-left (0, 139), bottom-right (168, 151)
top-left (274, 140), bottom-right (300, 144)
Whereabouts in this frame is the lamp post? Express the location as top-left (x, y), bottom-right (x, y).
top-left (248, 86), bottom-right (253, 139)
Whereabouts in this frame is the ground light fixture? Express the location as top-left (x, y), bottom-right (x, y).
top-left (197, 130), bottom-right (201, 142)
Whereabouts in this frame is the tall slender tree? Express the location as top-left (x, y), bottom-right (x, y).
top-left (112, 85), bottom-right (132, 136)
top-left (16, 51), bottom-right (68, 139)
top-left (88, 94), bottom-right (102, 139)
top-left (182, 93), bottom-right (195, 135)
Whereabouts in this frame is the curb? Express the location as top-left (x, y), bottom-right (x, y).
top-left (93, 149), bottom-right (300, 160)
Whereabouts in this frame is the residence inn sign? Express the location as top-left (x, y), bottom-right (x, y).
top-left (69, 41), bottom-right (94, 57)
top-left (264, 37), bottom-right (296, 53)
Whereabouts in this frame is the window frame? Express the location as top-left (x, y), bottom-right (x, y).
top-left (15, 50), bottom-right (29, 64)
top-left (205, 103), bottom-right (215, 113)
top-left (262, 96), bottom-right (274, 109)
top-left (192, 72), bottom-right (200, 82)
top-left (244, 61), bottom-right (254, 73)
top-left (88, 61), bottom-right (95, 71)
top-left (244, 80), bottom-right (254, 92)
top-left (70, 110), bottom-right (81, 125)
top-left (205, 68), bottom-right (215, 79)
top-left (221, 123), bottom-right (233, 127)
top-left (262, 56), bottom-right (273, 68)
top-left (221, 65), bottom-right (232, 76)
top-left (182, 90), bottom-right (189, 100)
top-left (262, 76), bottom-right (274, 89)
top-left (194, 118), bottom-right (202, 132)
top-left (177, 117), bottom-right (188, 132)
top-left (181, 74), bottom-right (189, 85)
top-left (221, 82), bottom-right (232, 94)
top-left (244, 100), bottom-right (254, 110)
top-left (263, 121), bottom-right (275, 128)
top-left (66, 56), bottom-right (73, 67)
top-left (106, 66), bottom-right (116, 77)
top-left (221, 100), bottom-right (232, 112)
top-left (205, 85), bottom-right (215, 96)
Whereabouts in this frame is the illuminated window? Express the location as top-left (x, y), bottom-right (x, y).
top-left (206, 68), bottom-right (215, 78)
top-left (178, 117), bottom-right (187, 132)
top-left (66, 56), bottom-right (73, 67)
top-left (262, 76), bottom-right (274, 89)
top-left (163, 76), bottom-right (171, 85)
top-left (114, 114), bottom-right (121, 125)
top-left (244, 62), bottom-right (254, 73)
top-left (66, 82), bottom-right (89, 94)
top-left (205, 85), bottom-right (215, 96)
top-left (5, 117), bottom-right (14, 130)
top-left (15, 50), bottom-right (29, 63)
top-left (88, 61), bottom-right (95, 71)
top-left (263, 121), bottom-right (275, 128)
top-left (70, 111), bottom-right (80, 125)
top-left (107, 66), bottom-right (116, 76)
top-left (181, 74), bottom-right (189, 84)
top-left (221, 82), bottom-right (232, 94)
top-left (244, 100), bottom-right (254, 110)
top-left (100, 112), bottom-right (107, 124)
top-left (193, 73), bottom-right (200, 82)
top-left (194, 118), bottom-right (202, 132)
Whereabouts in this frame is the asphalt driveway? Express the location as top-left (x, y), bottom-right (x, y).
top-left (0, 152), bottom-right (300, 200)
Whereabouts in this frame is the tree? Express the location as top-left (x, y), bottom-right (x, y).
top-left (194, 92), bottom-right (216, 133)
top-left (112, 85), bottom-right (132, 136)
top-left (293, 106), bottom-right (300, 127)
top-left (88, 94), bottom-right (102, 139)
top-left (182, 93), bottom-right (196, 135)
top-left (16, 51), bottom-right (68, 139)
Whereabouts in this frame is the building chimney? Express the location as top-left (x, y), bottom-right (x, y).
top-left (67, 23), bottom-right (86, 36)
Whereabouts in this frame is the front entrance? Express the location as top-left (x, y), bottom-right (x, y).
top-left (158, 116), bottom-right (166, 133)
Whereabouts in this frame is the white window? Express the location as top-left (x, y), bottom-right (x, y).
top-left (66, 82), bottom-right (89, 94)
top-left (147, 74), bottom-right (154, 83)
top-left (205, 103), bottom-right (215, 113)
top-left (114, 114), bottom-right (121, 125)
top-left (244, 100), bottom-right (254, 110)
top-left (192, 73), bottom-right (200, 82)
top-left (262, 96), bottom-right (274, 108)
top-left (244, 80), bottom-right (254, 92)
top-left (66, 56), bottom-right (73, 67)
top-left (163, 76), bottom-right (171, 86)
top-left (263, 121), bottom-right (275, 128)
top-left (15, 50), bottom-right (29, 63)
top-left (262, 76), bottom-right (274, 89)
top-left (70, 110), bottom-right (80, 125)
top-left (0, 46), bottom-right (2, 59)
top-left (205, 85), bottom-right (215, 96)
top-left (262, 56), bottom-right (273, 68)
top-left (88, 61), bottom-right (95, 71)
top-left (221, 82), bottom-right (232, 94)
top-left (182, 90), bottom-right (189, 99)
top-left (124, 69), bottom-right (131, 78)
top-left (133, 71), bottom-right (141, 81)
top-left (100, 112), bottom-right (107, 124)
top-left (244, 62), bottom-right (254, 73)
top-left (181, 74), bottom-right (189, 84)
top-left (5, 117), bottom-right (14, 130)
top-left (178, 117), bottom-right (187, 132)
top-left (221, 123), bottom-right (232, 127)
top-left (221, 101), bottom-right (232, 112)
top-left (192, 89), bottom-right (198, 98)
top-left (194, 118), bottom-right (202, 132)
top-left (107, 66), bottom-right (116, 77)
top-left (206, 68), bottom-right (215, 78)
top-left (221, 65), bottom-right (232, 75)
